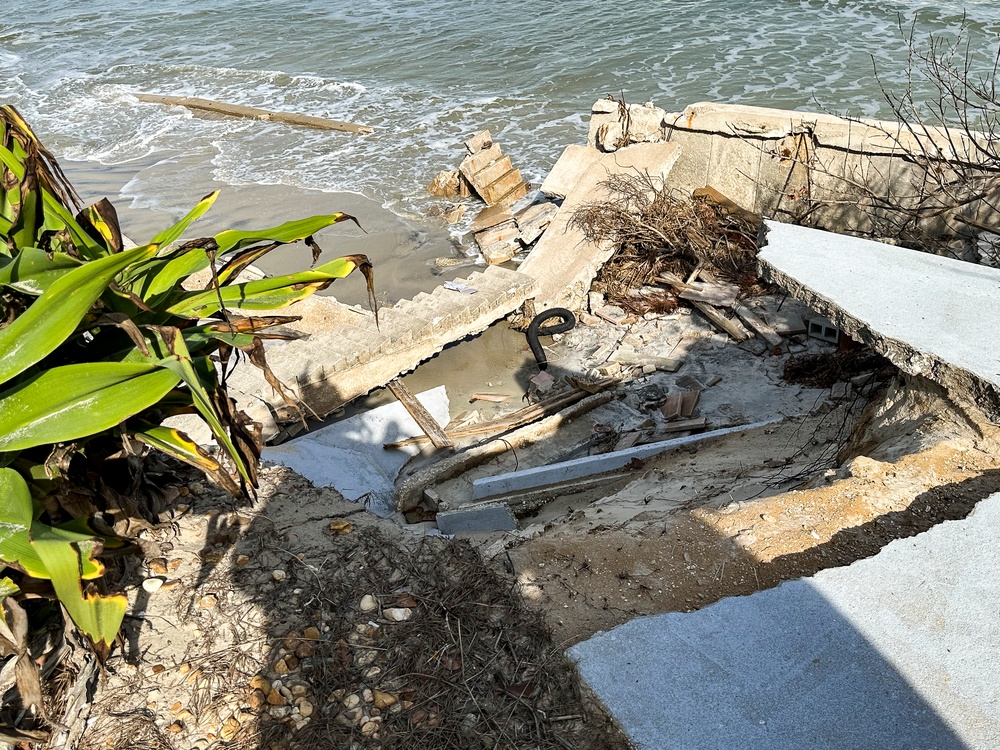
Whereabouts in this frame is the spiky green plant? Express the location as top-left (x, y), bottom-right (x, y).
top-left (0, 104), bottom-right (371, 668)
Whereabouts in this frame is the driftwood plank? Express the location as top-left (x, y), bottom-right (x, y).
top-left (733, 303), bottom-right (784, 348)
top-left (135, 94), bottom-right (372, 134)
top-left (387, 379), bottom-right (453, 450)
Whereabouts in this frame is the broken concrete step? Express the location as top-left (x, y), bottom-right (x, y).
top-left (459, 143), bottom-right (502, 179)
top-left (471, 204), bottom-right (514, 233)
top-left (470, 155), bottom-right (514, 190)
top-left (474, 218), bottom-right (519, 249)
top-left (515, 201), bottom-right (558, 245)
top-left (478, 168), bottom-right (527, 205)
top-left (465, 130), bottom-right (493, 154)
top-left (540, 144), bottom-right (603, 200)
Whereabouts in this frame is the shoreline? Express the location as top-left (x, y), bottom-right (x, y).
top-left (62, 154), bottom-right (472, 307)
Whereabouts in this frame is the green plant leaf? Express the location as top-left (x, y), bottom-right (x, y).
top-left (0, 246), bottom-right (83, 295)
top-left (145, 328), bottom-right (252, 486)
top-left (166, 255), bottom-right (363, 317)
top-left (213, 213), bottom-right (356, 254)
top-left (150, 191), bottom-right (219, 250)
top-left (0, 243), bottom-right (156, 387)
top-left (0, 363), bottom-right (181, 452)
top-left (131, 423), bottom-right (241, 495)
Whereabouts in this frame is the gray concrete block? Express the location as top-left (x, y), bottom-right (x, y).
top-left (570, 492), bottom-right (1000, 750)
top-left (436, 503), bottom-right (518, 535)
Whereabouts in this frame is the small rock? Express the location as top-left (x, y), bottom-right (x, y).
top-left (373, 690), bottom-right (397, 709)
top-left (198, 594), bottom-right (218, 609)
top-left (359, 594), bottom-right (378, 612)
top-left (295, 643), bottom-right (314, 659)
top-left (290, 684), bottom-right (309, 698)
top-left (303, 626), bottom-right (321, 640)
top-left (327, 519), bottom-right (353, 534)
top-left (148, 558), bottom-right (168, 575)
top-left (142, 577), bottom-right (165, 593)
top-left (249, 690), bottom-right (267, 711)
top-left (235, 554), bottom-right (250, 567)
top-left (361, 719), bottom-right (381, 737)
top-left (273, 658), bottom-right (290, 676)
top-left (269, 705), bottom-right (290, 720)
top-left (343, 693), bottom-right (361, 710)
top-left (267, 689), bottom-right (287, 707)
top-left (382, 607), bottom-right (412, 622)
top-left (220, 718), bottom-right (240, 741)
top-left (271, 570), bottom-right (287, 582)
top-left (298, 701), bottom-right (314, 718)
top-left (442, 204), bottom-right (465, 224)
top-left (249, 675), bottom-right (270, 693)
top-left (362, 688), bottom-right (373, 703)
top-left (167, 722), bottom-right (184, 734)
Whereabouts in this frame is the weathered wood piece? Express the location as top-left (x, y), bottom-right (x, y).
top-left (387, 379), bottom-right (453, 450)
top-left (471, 419), bottom-right (779, 500)
top-left (679, 282), bottom-right (740, 308)
top-left (396, 391), bottom-right (615, 511)
top-left (733, 303), bottom-right (783, 348)
top-left (134, 94), bottom-right (372, 134)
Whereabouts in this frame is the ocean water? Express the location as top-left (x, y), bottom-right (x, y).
top-left (2, 1), bottom-right (999, 223)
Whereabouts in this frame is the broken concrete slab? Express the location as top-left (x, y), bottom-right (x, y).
top-left (464, 129), bottom-right (493, 154)
top-left (471, 203), bottom-right (514, 233)
top-left (518, 142), bottom-right (682, 313)
top-left (759, 220), bottom-right (1000, 419)
top-left (587, 100), bottom-right (668, 151)
top-left (569, 490), bottom-right (1000, 750)
top-left (514, 201), bottom-right (558, 246)
top-left (481, 238), bottom-right (519, 265)
top-left (471, 419), bottom-right (778, 500)
top-left (539, 145), bottom-right (603, 200)
top-left (474, 219), bottom-right (519, 249)
top-left (225, 266), bottom-right (537, 442)
top-left (262, 386), bottom-right (450, 517)
top-left (436, 502), bottom-right (517, 535)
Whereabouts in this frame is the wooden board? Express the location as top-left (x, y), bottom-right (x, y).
top-left (135, 94), bottom-right (371, 134)
top-left (387, 379), bottom-right (453, 450)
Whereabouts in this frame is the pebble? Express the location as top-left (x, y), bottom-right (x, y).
top-left (359, 594), bottom-right (378, 612)
top-left (249, 675), bottom-right (270, 693)
top-left (271, 570), bottom-right (287, 582)
top-left (273, 658), bottom-right (289, 676)
top-left (343, 693), bottom-right (361, 710)
top-left (267, 689), bottom-right (287, 706)
top-left (327, 519), bottom-right (353, 534)
top-left (373, 690), bottom-right (397, 709)
top-left (303, 626), bottom-right (321, 640)
top-left (235, 554), bottom-right (250, 566)
top-left (383, 607), bottom-right (412, 622)
top-left (248, 690), bottom-right (267, 710)
top-left (269, 706), bottom-right (290, 720)
top-left (298, 701), bottom-right (314, 718)
top-left (198, 594), bottom-right (217, 609)
top-left (147, 558), bottom-right (168, 575)
top-left (219, 718), bottom-right (240, 741)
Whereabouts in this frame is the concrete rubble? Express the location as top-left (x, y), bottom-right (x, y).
top-left (517, 142), bottom-right (682, 312)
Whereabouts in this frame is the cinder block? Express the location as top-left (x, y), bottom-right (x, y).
top-left (436, 503), bottom-right (518, 535)
top-left (807, 315), bottom-right (840, 344)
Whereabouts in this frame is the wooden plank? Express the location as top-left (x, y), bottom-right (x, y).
top-left (396, 391), bottom-right (616, 511)
top-left (691, 300), bottom-right (752, 341)
top-left (471, 419), bottom-right (780, 500)
top-left (135, 94), bottom-right (371, 134)
top-left (679, 282), bottom-right (740, 307)
top-left (387, 379), bottom-right (453, 450)
top-left (733, 303), bottom-right (784, 348)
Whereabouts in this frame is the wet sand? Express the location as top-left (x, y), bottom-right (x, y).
top-left (62, 155), bottom-right (473, 307)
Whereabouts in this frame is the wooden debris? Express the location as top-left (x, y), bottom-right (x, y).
top-left (692, 186), bottom-right (762, 226)
top-left (469, 393), bottom-right (511, 403)
top-left (679, 282), bottom-right (740, 308)
top-left (395, 391), bottom-right (615, 511)
top-left (471, 419), bottom-right (780, 500)
top-left (134, 94), bottom-right (372, 134)
top-left (733, 303), bottom-right (783, 348)
top-left (387, 382), bottom-right (613, 449)
top-left (387, 379), bottom-right (453, 450)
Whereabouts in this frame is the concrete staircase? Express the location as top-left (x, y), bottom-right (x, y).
top-left (225, 265), bottom-right (537, 442)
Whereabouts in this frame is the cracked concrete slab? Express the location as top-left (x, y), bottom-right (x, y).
top-left (758, 220), bottom-right (1000, 420)
top-left (569, 491), bottom-right (1000, 749)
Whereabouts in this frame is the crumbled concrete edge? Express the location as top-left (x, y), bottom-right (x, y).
top-left (756, 228), bottom-right (1000, 423)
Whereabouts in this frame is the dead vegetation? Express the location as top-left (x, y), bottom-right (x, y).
top-left (571, 174), bottom-right (763, 313)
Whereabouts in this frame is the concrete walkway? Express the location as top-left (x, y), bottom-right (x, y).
top-left (758, 221), bottom-right (1000, 420)
top-left (569, 491), bottom-right (1000, 749)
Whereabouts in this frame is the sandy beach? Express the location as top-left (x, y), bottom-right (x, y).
top-left (62, 154), bottom-right (471, 308)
